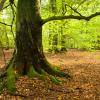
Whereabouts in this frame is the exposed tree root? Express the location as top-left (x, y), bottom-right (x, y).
top-left (27, 66), bottom-right (62, 84)
top-left (0, 49), bottom-right (16, 79)
top-left (40, 60), bottom-right (71, 79)
top-left (0, 54), bottom-right (71, 92)
top-left (0, 52), bottom-right (16, 92)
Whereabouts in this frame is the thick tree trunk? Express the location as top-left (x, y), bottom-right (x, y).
top-left (13, 0), bottom-right (69, 78)
top-left (0, 0), bottom-right (69, 92)
top-left (15, 0), bottom-right (44, 74)
top-left (15, 0), bottom-right (57, 76)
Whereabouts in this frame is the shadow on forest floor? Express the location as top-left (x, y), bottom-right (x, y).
top-left (0, 49), bottom-right (100, 100)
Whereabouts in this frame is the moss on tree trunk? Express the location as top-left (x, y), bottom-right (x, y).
top-left (15, 0), bottom-right (70, 78)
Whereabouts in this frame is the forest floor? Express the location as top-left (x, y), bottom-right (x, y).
top-left (0, 49), bottom-right (100, 100)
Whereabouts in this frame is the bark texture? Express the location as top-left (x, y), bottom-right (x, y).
top-left (15, 0), bottom-right (44, 74)
top-left (13, 0), bottom-right (69, 78)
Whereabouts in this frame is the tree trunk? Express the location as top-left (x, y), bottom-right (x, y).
top-left (15, 0), bottom-right (61, 76)
top-left (0, 1), bottom-right (70, 92)
top-left (12, 0), bottom-right (69, 79)
top-left (15, 0), bottom-right (44, 74)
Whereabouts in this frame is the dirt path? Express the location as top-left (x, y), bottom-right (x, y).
top-left (0, 49), bottom-right (100, 100)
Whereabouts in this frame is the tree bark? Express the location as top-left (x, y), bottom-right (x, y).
top-left (15, 0), bottom-right (62, 76)
top-left (15, 0), bottom-right (43, 74)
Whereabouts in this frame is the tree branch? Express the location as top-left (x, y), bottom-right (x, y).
top-left (65, 3), bottom-right (82, 16)
top-left (42, 12), bottom-right (100, 24)
top-left (0, 21), bottom-right (11, 26)
top-left (2, 4), bottom-right (10, 10)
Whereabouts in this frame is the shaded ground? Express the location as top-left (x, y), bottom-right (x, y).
top-left (0, 49), bottom-right (100, 100)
